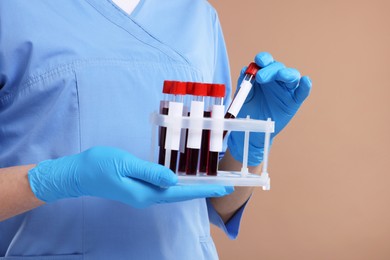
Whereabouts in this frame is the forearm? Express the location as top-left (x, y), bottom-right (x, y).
top-left (0, 165), bottom-right (44, 221)
top-left (209, 149), bottom-right (261, 223)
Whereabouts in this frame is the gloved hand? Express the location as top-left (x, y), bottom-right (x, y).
top-left (228, 52), bottom-right (312, 166)
top-left (28, 146), bottom-right (233, 208)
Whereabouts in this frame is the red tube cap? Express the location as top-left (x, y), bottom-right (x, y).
top-left (163, 80), bottom-right (174, 94)
top-left (245, 62), bottom-right (261, 76)
top-left (192, 83), bottom-right (208, 96)
top-left (172, 81), bottom-right (187, 95)
top-left (210, 83), bottom-right (225, 98)
top-left (186, 82), bottom-right (195, 96)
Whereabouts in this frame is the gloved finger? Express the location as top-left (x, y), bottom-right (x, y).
top-left (294, 76), bottom-right (312, 103)
top-left (255, 61), bottom-right (285, 84)
top-left (123, 157), bottom-right (178, 188)
top-left (159, 185), bottom-right (234, 203)
top-left (254, 52), bottom-right (274, 67)
top-left (275, 68), bottom-right (301, 90)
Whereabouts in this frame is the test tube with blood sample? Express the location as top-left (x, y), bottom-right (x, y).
top-left (177, 82), bottom-right (194, 174)
top-left (185, 83), bottom-right (208, 175)
top-left (163, 81), bottom-right (186, 172)
top-left (224, 62), bottom-right (261, 122)
top-left (158, 80), bottom-right (173, 165)
top-left (206, 84), bottom-right (226, 176)
top-left (198, 83), bottom-right (212, 174)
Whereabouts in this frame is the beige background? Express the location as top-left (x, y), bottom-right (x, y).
top-left (208, 1), bottom-right (390, 259)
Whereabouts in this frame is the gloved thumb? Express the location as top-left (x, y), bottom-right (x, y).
top-left (122, 156), bottom-right (178, 188)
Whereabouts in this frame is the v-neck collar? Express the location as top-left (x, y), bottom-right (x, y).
top-left (110, 0), bottom-right (141, 15)
top-left (84, 0), bottom-right (189, 65)
top-left (110, 0), bottom-right (145, 18)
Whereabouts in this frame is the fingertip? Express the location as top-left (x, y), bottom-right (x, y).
top-left (256, 70), bottom-right (267, 83)
top-left (301, 75), bottom-right (313, 87)
top-left (225, 186), bottom-right (235, 194)
top-left (295, 75), bottom-right (313, 102)
top-left (211, 185), bottom-right (234, 197)
top-left (159, 167), bottom-right (178, 187)
top-left (188, 185), bottom-right (230, 198)
top-left (255, 61), bottom-right (285, 84)
top-left (137, 161), bottom-right (178, 188)
top-left (277, 68), bottom-right (301, 83)
top-left (275, 68), bottom-right (301, 90)
top-left (254, 52), bottom-right (274, 67)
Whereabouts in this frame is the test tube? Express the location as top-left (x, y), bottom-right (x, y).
top-left (158, 80), bottom-right (173, 165)
top-left (178, 82), bottom-right (194, 174)
top-left (207, 84), bottom-right (226, 176)
top-left (198, 83), bottom-right (212, 174)
top-left (224, 62), bottom-right (261, 123)
top-left (164, 81), bottom-right (186, 172)
top-left (185, 83), bottom-right (208, 175)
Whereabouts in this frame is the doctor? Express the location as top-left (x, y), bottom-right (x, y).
top-left (0, 0), bottom-right (311, 259)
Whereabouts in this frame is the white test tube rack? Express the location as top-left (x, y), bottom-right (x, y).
top-left (150, 112), bottom-right (274, 190)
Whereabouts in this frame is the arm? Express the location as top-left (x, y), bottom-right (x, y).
top-left (0, 147), bottom-right (233, 222)
top-left (0, 165), bottom-right (44, 221)
top-left (210, 52), bottom-right (312, 224)
top-left (209, 149), bottom-right (259, 223)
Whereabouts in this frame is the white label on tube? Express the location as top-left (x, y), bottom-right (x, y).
top-left (227, 80), bottom-right (253, 117)
top-left (210, 104), bottom-right (225, 152)
top-left (187, 101), bottom-right (204, 149)
top-left (165, 101), bottom-right (183, 150)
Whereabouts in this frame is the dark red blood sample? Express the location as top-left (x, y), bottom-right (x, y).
top-left (158, 107), bottom-right (169, 165)
top-left (207, 111), bottom-right (235, 175)
top-left (207, 151), bottom-right (219, 176)
top-left (198, 111), bottom-right (211, 173)
top-left (178, 129), bottom-right (188, 173)
top-left (170, 150), bottom-right (178, 172)
top-left (186, 148), bottom-right (199, 175)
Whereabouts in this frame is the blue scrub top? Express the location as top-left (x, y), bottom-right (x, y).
top-left (0, 0), bottom-right (247, 259)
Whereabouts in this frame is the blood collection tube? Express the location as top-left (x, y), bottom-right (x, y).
top-left (158, 81), bottom-right (173, 165)
top-left (164, 81), bottom-right (186, 172)
top-left (185, 83), bottom-right (208, 175)
top-left (224, 62), bottom-right (261, 122)
top-left (178, 82), bottom-right (194, 174)
top-left (207, 84), bottom-right (226, 176)
top-left (198, 84), bottom-right (212, 174)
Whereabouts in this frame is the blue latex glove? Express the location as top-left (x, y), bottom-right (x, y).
top-left (228, 52), bottom-right (312, 166)
top-left (28, 146), bottom-right (233, 208)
